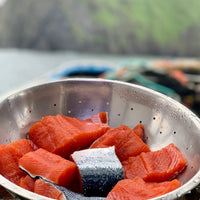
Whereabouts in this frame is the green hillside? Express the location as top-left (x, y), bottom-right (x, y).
top-left (0, 0), bottom-right (200, 56)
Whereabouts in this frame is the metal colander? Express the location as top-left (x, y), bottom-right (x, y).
top-left (0, 78), bottom-right (200, 200)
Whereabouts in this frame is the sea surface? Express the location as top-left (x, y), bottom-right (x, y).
top-left (0, 48), bottom-right (132, 97)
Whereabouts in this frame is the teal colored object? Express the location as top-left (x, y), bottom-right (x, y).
top-left (103, 61), bottom-right (180, 101)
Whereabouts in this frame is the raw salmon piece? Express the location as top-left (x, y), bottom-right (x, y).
top-left (105, 177), bottom-right (181, 200)
top-left (67, 170), bottom-right (82, 194)
top-left (0, 139), bottom-right (37, 184)
top-left (28, 113), bottom-right (110, 157)
top-left (34, 179), bottom-right (65, 200)
top-left (143, 143), bottom-right (187, 181)
top-left (19, 148), bottom-right (78, 187)
top-left (0, 144), bottom-right (25, 184)
top-left (0, 144), bottom-right (6, 149)
top-left (90, 125), bottom-right (150, 161)
top-left (18, 175), bottom-right (35, 192)
top-left (86, 112), bottom-right (108, 124)
top-left (132, 123), bottom-right (144, 139)
top-left (122, 156), bottom-right (148, 180)
top-left (9, 139), bottom-right (38, 155)
top-left (122, 143), bottom-right (187, 182)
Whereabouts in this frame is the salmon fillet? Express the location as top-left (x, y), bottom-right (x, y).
top-left (19, 148), bottom-right (77, 187)
top-left (122, 143), bottom-right (187, 182)
top-left (132, 123), bottom-right (144, 139)
top-left (28, 113), bottom-right (110, 157)
top-left (106, 177), bottom-right (181, 200)
top-left (0, 139), bottom-right (37, 184)
top-left (18, 175), bottom-right (35, 192)
top-left (34, 179), bottom-right (65, 200)
top-left (90, 125), bottom-right (150, 161)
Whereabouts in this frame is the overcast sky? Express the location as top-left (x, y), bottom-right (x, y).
top-left (0, 0), bottom-right (6, 7)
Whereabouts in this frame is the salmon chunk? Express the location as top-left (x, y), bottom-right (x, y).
top-left (0, 139), bottom-right (37, 184)
top-left (19, 148), bottom-right (77, 187)
top-left (28, 113), bottom-right (110, 157)
top-left (34, 179), bottom-right (65, 200)
top-left (106, 177), bottom-right (181, 200)
top-left (122, 143), bottom-right (187, 182)
top-left (90, 125), bottom-right (150, 161)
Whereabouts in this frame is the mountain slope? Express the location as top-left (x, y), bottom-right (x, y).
top-left (0, 0), bottom-right (200, 56)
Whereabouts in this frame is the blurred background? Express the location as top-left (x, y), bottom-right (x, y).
top-left (1, 0), bottom-right (200, 55)
top-left (0, 0), bottom-right (200, 115)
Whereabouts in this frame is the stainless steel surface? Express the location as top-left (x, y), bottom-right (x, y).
top-left (0, 78), bottom-right (200, 199)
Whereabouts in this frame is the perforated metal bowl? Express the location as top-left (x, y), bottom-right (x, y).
top-left (1, 78), bottom-right (200, 200)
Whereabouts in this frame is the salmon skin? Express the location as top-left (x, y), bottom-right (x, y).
top-left (71, 146), bottom-right (124, 197)
top-left (41, 178), bottom-right (105, 200)
top-left (105, 177), bottom-right (181, 200)
top-left (122, 143), bottom-right (187, 182)
top-left (90, 125), bottom-right (150, 161)
top-left (19, 148), bottom-right (77, 187)
top-left (28, 112), bottom-right (110, 158)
